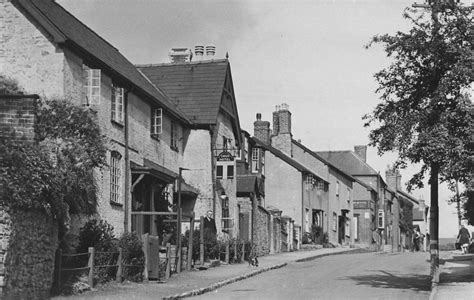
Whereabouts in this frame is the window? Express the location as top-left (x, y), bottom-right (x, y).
top-left (336, 181), bottom-right (340, 196)
top-left (227, 165), bottom-right (234, 179)
top-left (332, 212), bottom-right (337, 231)
top-left (110, 151), bottom-right (122, 205)
top-left (378, 209), bottom-right (385, 228)
top-left (261, 152), bottom-right (265, 175)
top-left (83, 66), bottom-right (101, 105)
top-left (251, 148), bottom-right (259, 173)
top-left (171, 121), bottom-right (178, 150)
top-left (151, 108), bottom-right (162, 136)
top-left (317, 179), bottom-right (325, 191)
top-left (306, 174), bottom-right (314, 190)
top-left (216, 165), bottom-right (223, 179)
top-left (223, 136), bottom-right (231, 150)
top-left (111, 84), bottom-right (124, 124)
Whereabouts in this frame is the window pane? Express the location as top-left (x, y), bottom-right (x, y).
top-left (227, 165), bottom-right (234, 179)
top-left (216, 165), bottom-right (223, 178)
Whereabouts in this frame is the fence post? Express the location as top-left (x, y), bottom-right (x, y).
top-left (88, 247), bottom-right (94, 287)
top-left (187, 212), bottom-right (195, 271)
top-left (225, 242), bottom-right (230, 264)
top-left (57, 248), bottom-right (63, 288)
top-left (240, 241), bottom-right (245, 263)
top-left (165, 243), bottom-right (171, 279)
top-left (116, 248), bottom-right (123, 282)
top-left (200, 216), bottom-right (204, 265)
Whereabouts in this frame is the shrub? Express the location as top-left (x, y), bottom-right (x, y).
top-left (76, 219), bottom-right (117, 284)
top-left (118, 232), bottom-right (145, 282)
top-left (0, 74), bottom-right (24, 94)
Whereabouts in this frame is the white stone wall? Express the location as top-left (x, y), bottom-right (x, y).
top-left (0, 1), bottom-right (65, 98)
top-left (265, 151), bottom-right (303, 225)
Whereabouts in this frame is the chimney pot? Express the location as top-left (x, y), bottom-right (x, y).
top-left (205, 45), bottom-right (216, 59)
top-left (275, 105), bottom-right (281, 112)
top-left (281, 103), bottom-right (289, 111)
top-left (256, 113), bottom-right (261, 121)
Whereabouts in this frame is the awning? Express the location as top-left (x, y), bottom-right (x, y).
top-left (179, 180), bottom-right (199, 197)
top-left (131, 159), bottom-right (178, 184)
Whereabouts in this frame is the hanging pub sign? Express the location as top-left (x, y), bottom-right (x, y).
top-left (217, 151), bottom-right (234, 162)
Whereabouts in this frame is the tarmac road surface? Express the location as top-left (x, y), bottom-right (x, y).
top-left (194, 251), bottom-right (431, 300)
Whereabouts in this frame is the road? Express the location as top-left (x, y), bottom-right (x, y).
top-left (195, 251), bottom-right (431, 300)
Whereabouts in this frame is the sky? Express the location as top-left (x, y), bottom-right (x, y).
top-left (56, 0), bottom-right (468, 238)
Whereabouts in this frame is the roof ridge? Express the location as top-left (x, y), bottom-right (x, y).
top-left (31, 0), bottom-right (119, 52)
top-left (136, 59), bottom-right (228, 68)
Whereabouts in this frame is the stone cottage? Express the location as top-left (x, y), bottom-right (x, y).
top-left (137, 55), bottom-right (243, 238)
top-left (0, 0), bottom-right (197, 238)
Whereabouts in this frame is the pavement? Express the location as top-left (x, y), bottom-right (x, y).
top-left (430, 250), bottom-right (474, 300)
top-left (54, 246), bottom-right (361, 300)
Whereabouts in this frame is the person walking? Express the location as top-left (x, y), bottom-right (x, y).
top-left (457, 224), bottom-right (470, 254)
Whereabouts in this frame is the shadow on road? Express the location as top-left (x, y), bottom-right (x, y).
top-left (341, 270), bottom-right (431, 292)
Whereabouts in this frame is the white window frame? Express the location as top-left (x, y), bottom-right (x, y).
top-left (251, 148), bottom-right (259, 173)
top-left (110, 151), bottom-right (122, 205)
top-left (317, 179), bottom-right (325, 191)
top-left (151, 108), bottom-right (162, 135)
top-left (216, 165), bottom-right (223, 179)
top-left (111, 84), bottom-right (124, 124)
top-left (83, 67), bottom-right (101, 106)
top-left (261, 151), bottom-right (265, 175)
top-left (227, 165), bottom-right (234, 179)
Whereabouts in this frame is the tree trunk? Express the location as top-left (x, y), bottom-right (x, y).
top-left (429, 163), bottom-right (439, 284)
top-left (3, 209), bottom-right (58, 299)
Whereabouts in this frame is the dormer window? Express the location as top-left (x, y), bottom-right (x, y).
top-left (305, 174), bottom-right (315, 190)
top-left (83, 66), bottom-right (101, 106)
top-left (151, 108), bottom-right (162, 136)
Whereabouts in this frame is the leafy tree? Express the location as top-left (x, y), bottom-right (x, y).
top-left (364, 2), bottom-right (473, 282)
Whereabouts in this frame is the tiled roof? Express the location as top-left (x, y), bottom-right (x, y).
top-left (14, 0), bottom-right (190, 124)
top-left (316, 151), bottom-right (379, 176)
top-left (252, 138), bottom-right (329, 184)
top-left (137, 60), bottom-right (230, 125)
top-left (397, 190), bottom-right (419, 205)
top-left (292, 139), bottom-right (354, 182)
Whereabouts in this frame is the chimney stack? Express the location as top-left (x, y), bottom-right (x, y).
top-left (205, 45), bottom-right (216, 60)
top-left (254, 113), bottom-right (271, 144)
top-left (169, 48), bottom-right (192, 63)
top-left (354, 145), bottom-right (367, 162)
top-left (385, 166), bottom-right (401, 191)
top-left (271, 103), bottom-right (293, 156)
top-left (194, 45), bottom-right (204, 61)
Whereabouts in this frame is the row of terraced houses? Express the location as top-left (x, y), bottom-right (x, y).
top-left (0, 0), bottom-right (429, 273)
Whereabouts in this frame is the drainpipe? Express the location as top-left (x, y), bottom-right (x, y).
top-left (209, 125), bottom-right (217, 219)
top-left (124, 89), bottom-right (130, 233)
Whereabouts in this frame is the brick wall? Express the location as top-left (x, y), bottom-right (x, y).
top-left (0, 95), bottom-right (37, 140)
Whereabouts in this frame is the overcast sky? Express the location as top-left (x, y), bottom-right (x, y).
top-left (57, 0), bottom-right (465, 238)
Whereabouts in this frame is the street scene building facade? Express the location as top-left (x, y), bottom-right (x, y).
top-left (0, 0), bottom-right (433, 296)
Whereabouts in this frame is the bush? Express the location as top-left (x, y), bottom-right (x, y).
top-left (118, 232), bottom-right (144, 282)
top-left (0, 74), bottom-right (24, 94)
top-left (76, 219), bottom-right (118, 284)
